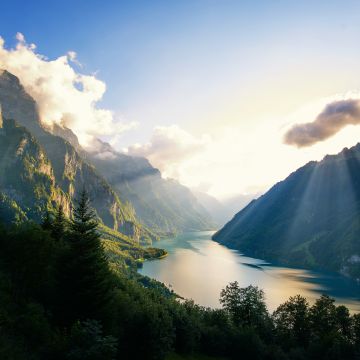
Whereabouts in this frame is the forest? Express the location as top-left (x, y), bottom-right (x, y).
top-left (0, 191), bottom-right (360, 360)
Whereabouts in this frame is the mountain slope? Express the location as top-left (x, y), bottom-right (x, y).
top-left (0, 119), bottom-right (68, 222)
top-left (88, 143), bottom-right (215, 235)
top-left (193, 191), bottom-right (257, 226)
top-left (213, 145), bottom-right (360, 280)
top-left (0, 70), bottom-right (156, 242)
top-left (0, 69), bottom-right (212, 238)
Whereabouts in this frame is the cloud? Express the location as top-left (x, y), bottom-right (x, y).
top-left (125, 125), bottom-right (211, 178)
top-left (15, 32), bottom-right (25, 43)
top-left (0, 33), bottom-right (136, 148)
top-left (284, 98), bottom-right (360, 147)
top-left (66, 50), bottom-right (82, 68)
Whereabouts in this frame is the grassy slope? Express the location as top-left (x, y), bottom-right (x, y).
top-left (99, 223), bottom-right (167, 272)
top-left (99, 223), bottom-right (176, 300)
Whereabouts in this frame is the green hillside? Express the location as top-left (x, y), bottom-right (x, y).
top-left (214, 145), bottom-right (360, 280)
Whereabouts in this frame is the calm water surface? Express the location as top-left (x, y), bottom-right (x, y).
top-left (139, 231), bottom-right (360, 312)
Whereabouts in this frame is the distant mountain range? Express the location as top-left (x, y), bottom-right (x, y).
top-left (0, 69), bottom-right (214, 241)
top-left (214, 144), bottom-right (360, 280)
top-left (194, 191), bottom-right (259, 226)
top-left (87, 148), bottom-right (215, 235)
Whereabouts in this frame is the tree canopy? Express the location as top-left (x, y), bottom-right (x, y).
top-left (0, 195), bottom-right (359, 360)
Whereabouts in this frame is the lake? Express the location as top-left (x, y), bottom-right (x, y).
top-left (139, 231), bottom-right (360, 312)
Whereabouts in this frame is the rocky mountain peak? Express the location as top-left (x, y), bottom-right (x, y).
top-left (0, 69), bottom-right (40, 133)
top-left (0, 69), bottom-right (22, 87)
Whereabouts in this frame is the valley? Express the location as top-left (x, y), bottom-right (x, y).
top-left (1, 8), bottom-right (360, 357)
top-left (140, 231), bottom-right (360, 312)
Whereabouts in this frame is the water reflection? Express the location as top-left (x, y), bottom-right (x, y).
top-left (139, 231), bottom-right (360, 312)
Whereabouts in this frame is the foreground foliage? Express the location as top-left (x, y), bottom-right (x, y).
top-left (0, 194), bottom-right (360, 360)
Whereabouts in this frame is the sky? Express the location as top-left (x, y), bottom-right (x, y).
top-left (2, 0), bottom-right (360, 198)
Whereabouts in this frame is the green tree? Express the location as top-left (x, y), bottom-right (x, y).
top-left (352, 313), bottom-right (360, 349)
top-left (41, 210), bottom-right (53, 231)
top-left (309, 294), bottom-right (337, 337)
top-left (220, 282), bottom-right (268, 328)
top-left (273, 295), bottom-right (310, 348)
top-left (336, 305), bottom-right (352, 339)
top-left (1, 222), bottom-right (59, 302)
top-left (51, 205), bottom-right (67, 241)
top-left (306, 295), bottom-right (355, 360)
top-left (67, 319), bottom-right (117, 360)
top-left (62, 190), bottom-right (113, 323)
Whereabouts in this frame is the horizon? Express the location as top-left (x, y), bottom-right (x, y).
top-left (2, 0), bottom-right (360, 199)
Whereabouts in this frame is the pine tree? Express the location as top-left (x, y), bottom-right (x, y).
top-left (62, 190), bottom-right (113, 323)
top-left (51, 205), bottom-right (67, 241)
top-left (41, 210), bottom-right (53, 231)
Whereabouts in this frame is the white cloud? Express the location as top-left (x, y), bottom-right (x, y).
top-left (0, 33), bottom-right (136, 148)
top-left (125, 125), bottom-right (211, 178)
top-left (15, 32), bottom-right (25, 43)
top-left (124, 122), bottom-right (286, 198)
top-left (123, 92), bottom-right (360, 199)
top-left (67, 50), bottom-right (82, 67)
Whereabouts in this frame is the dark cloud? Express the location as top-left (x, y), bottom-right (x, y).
top-left (284, 99), bottom-right (360, 147)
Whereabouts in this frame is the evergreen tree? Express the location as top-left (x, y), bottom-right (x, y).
top-left (41, 211), bottom-right (53, 231)
top-left (51, 205), bottom-right (67, 241)
top-left (62, 190), bottom-right (113, 323)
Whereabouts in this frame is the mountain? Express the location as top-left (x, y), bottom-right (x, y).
top-left (88, 145), bottom-right (215, 235)
top-left (0, 118), bottom-right (67, 223)
top-left (0, 69), bottom-right (214, 238)
top-left (192, 191), bottom-right (225, 226)
top-left (221, 193), bottom-right (261, 221)
top-left (213, 145), bottom-right (360, 280)
top-left (194, 191), bottom-right (258, 226)
top-left (0, 70), bottom-right (155, 243)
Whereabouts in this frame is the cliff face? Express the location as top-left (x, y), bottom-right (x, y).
top-left (0, 119), bottom-right (69, 221)
top-left (0, 70), bottom-right (153, 242)
top-left (213, 145), bottom-right (360, 280)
